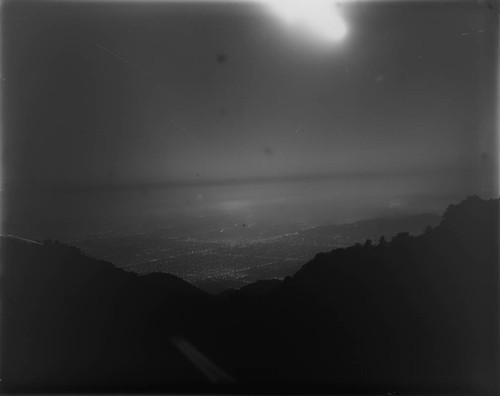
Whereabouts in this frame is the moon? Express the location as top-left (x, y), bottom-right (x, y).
top-left (263, 0), bottom-right (348, 42)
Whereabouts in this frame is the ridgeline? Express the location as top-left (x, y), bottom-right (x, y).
top-left (1, 196), bottom-right (498, 394)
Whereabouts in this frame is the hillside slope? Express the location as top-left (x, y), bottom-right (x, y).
top-left (0, 238), bottom-right (207, 391)
top-left (184, 196), bottom-right (499, 392)
top-left (1, 196), bottom-right (498, 393)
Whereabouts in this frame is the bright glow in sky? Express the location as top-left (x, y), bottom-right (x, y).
top-left (3, 0), bottom-right (498, 239)
top-left (263, 0), bottom-right (348, 42)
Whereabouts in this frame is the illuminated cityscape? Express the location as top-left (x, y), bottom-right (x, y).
top-left (66, 214), bottom-right (439, 292)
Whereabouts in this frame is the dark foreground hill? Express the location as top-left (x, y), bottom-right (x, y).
top-left (1, 196), bottom-right (498, 394)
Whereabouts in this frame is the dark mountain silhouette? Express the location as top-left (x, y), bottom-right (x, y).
top-left (139, 272), bottom-right (206, 295)
top-left (231, 279), bottom-right (282, 297)
top-left (213, 280), bottom-right (281, 299)
top-left (1, 196), bottom-right (498, 394)
top-left (0, 238), bottom-right (208, 391)
top-left (300, 212), bottom-right (441, 245)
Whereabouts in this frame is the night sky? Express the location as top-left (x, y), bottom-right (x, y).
top-left (2, 0), bottom-right (499, 237)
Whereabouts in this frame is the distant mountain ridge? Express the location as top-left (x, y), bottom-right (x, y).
top-left (1, 196), bottom-right (498, 393)
top-left (300, 212), bottom-right (441, 244)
